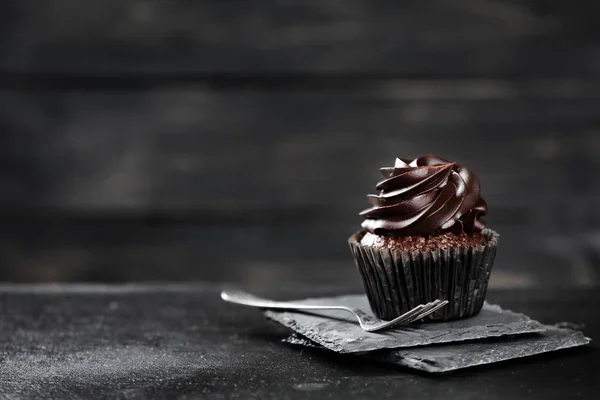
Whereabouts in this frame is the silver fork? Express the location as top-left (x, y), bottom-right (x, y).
top-left (220, 290), bottom-right (448, 332)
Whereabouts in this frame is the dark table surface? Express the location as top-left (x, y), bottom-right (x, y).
top-left (0, 284), bottom-right (598, 399)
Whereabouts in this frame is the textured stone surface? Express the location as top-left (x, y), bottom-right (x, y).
top-left (0, 284), bottom-right (598, 399)
top-left (264, 294), bottom-right (546, 353)
top-left (285, 326), bottom-right (591, 373)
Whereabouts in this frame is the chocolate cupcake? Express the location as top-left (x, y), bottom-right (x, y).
top-left (348, 155), bottom-right (499, 321)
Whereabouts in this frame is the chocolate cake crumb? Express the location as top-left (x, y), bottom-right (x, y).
top-left (360, 231), bottom-right (487, 252)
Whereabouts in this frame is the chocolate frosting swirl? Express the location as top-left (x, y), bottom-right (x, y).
top-left (360, 154), bottom-right (487, 236)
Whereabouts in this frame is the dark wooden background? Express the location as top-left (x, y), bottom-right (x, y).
top-left (1, 0), bottom-right (599, 287)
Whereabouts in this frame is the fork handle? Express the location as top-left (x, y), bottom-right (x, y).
top-left (221, 290), bottom-right (344, 311)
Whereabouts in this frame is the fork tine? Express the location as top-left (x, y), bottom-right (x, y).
top-left (402, 300), bottom-right (439, 323)
top-left (375, 302), bottom-right (435, 331)
top-left (392, 304), bottom-right (426, 324)
top-left (365, 299), bottom-right (450, 332)
top-left (363, 303), bottom-right (428, 332)
top-left (407, 300), bottom-right (449, 323)
top-left (391, 301), bottom-right (438, 325)
top-left (423, 300), bottom-right (449, 317)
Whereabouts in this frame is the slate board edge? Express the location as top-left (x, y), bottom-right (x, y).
top-left (264, 300), bottom-right (547, 354)
top-left (282, 329), bottom-right (591, 374)
top-left (391, 329), bottom-right (592, 374)
top-left (265, 311), bottom-right (344, 353)
top-left (266, 311), bottom-right (547, 354)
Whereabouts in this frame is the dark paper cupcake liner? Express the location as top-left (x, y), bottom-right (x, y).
top-left (348, 228), bottom-right (499, 321)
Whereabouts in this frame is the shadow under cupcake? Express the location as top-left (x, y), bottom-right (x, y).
top-left (349, 154), bottom-right (499, 321)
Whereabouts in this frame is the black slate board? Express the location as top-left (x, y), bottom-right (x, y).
top-left (264, 295), bottom-right (546, 353)
top-left (284, 326), bottom-right (591, 373)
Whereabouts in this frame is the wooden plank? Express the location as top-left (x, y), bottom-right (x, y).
top-left (1, 80), bottom-right (598, 285)
top-left (0, 220), bottom-right (594, 287)
top-left (1, 85), bottom-right (599, 227)
top-left (1, 1), bottom-right (599, 77)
